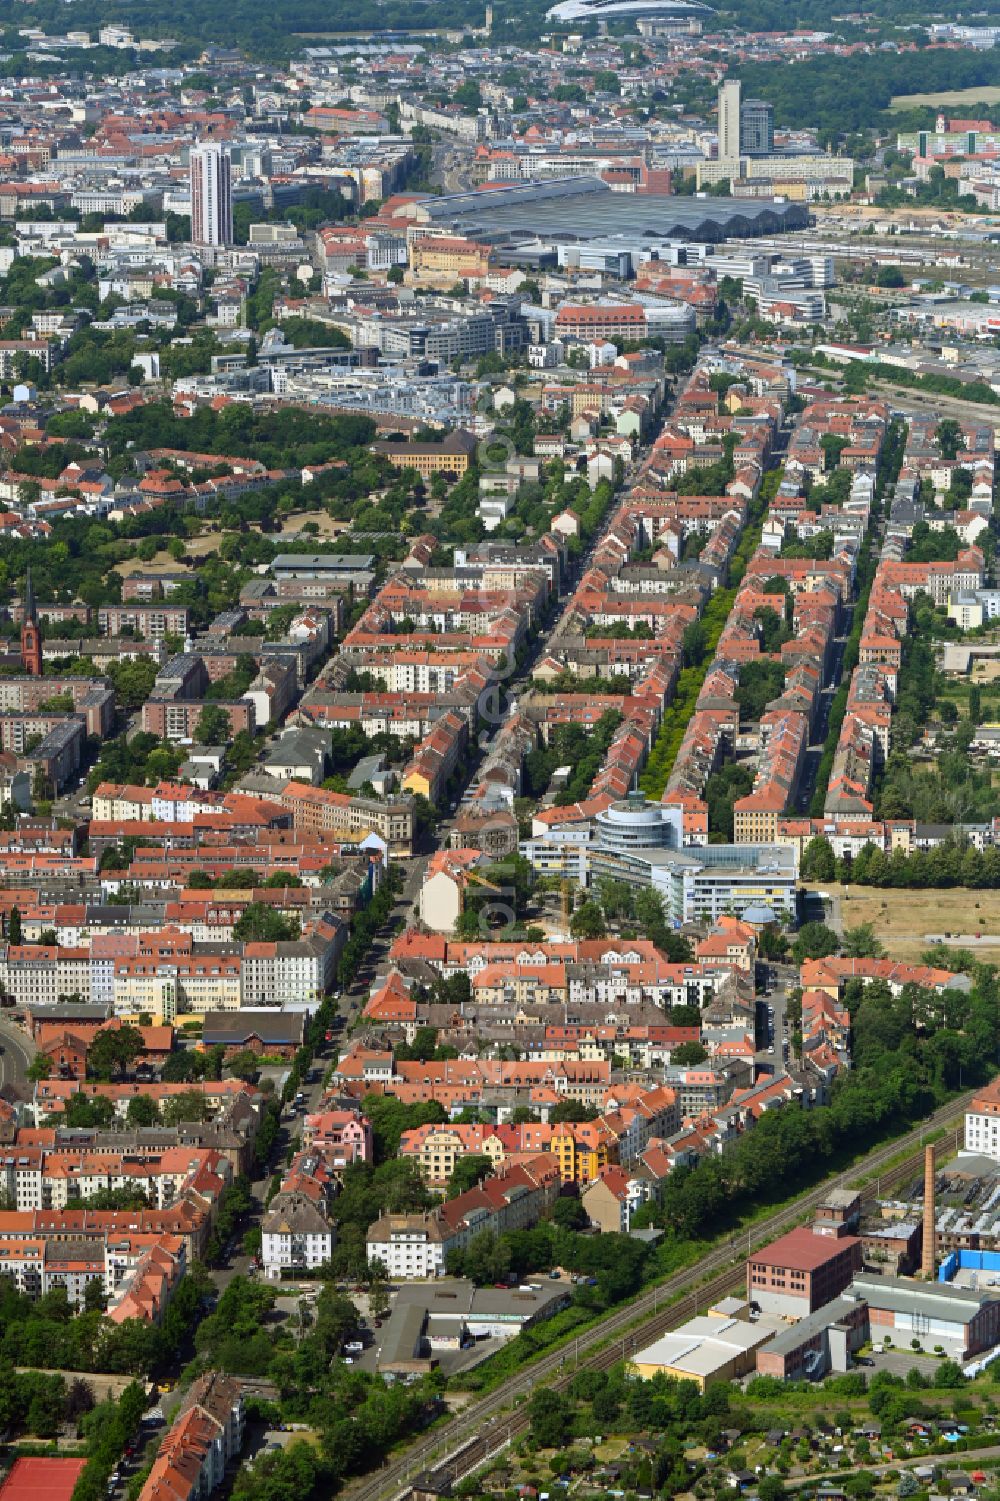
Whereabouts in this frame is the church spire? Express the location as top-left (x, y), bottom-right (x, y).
top-left (20, 568), bottom-right (42, 677)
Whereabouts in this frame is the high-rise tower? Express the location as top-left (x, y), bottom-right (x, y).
top-left (717, 78), bottom-right (742, 163)
top-left (190, 141), bottom-right (233, 247)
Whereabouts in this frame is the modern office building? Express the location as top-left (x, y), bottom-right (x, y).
top-left (592, 796), bottom-right (684, 856)
top-left (190, 142), bottom-right (233, 247)
top-left (740, 98), bottom-right (775, 157)
top-left (717, 79), bottom-right (775, 161)
top-left (522, 796), bottom-right (798, 923)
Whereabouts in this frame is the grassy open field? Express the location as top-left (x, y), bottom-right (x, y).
top-left (183, 529), bottom-right (228, 559)
top-left (278, 509), bottom-right (348, 537)
top-left (116, 551), bottom-right (192, 574)
top-left (890, 84), bottom-right (1000, 110)
top-left (806, 882), bottom-right (1000, 962)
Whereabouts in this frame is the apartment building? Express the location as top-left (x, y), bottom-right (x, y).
top-left (261, 1189), bottom-right (336, 1279)
top-left (142, 698), bottom-right (255, 742)
top-left (0, 1143), bottom-right (230, 1213)
top-left (276, 781), bottom-right (415, 854)
top-left (965, 1078), bottom-right (1000, 1161)
top-left (366, 1154), bottom-right (560, 1279)
top-left (139, 1372), bottom-right (244, 1501)
top-left (97, 605), bottom-right (189, 638)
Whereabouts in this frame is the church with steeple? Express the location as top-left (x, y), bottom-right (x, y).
top-left (20, 569), bottom-right (42, 677)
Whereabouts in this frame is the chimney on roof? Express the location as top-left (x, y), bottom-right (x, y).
top-left (921, 1142), bottom-right (936, 1280)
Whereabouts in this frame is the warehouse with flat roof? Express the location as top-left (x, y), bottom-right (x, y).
top-left (855, 1273), bottom-right (1000, 1358)
top-left (630, 1309), bottom-right (781, 1390)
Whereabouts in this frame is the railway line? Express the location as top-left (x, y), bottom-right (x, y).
top-left (344, 1093), bottom-right (974, 1501)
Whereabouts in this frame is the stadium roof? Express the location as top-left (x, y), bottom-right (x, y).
top-left (547, 0), bottom-right (711, 19)
top-left (409, 177), bottom-right (809, 245)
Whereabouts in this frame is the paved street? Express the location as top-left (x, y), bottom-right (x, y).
top-left (754, 960), bottom-right (791, 1071)
top-left (0, 1012), bottom-right (35, 1094)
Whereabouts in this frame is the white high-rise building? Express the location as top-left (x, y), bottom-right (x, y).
top-left (190, 141), bottom-right (233, 247)
top-left (717, 79), bottom-right (742, 163)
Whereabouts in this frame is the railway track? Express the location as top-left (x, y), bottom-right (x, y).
top-left (344, 1095), bottom-right (972, 1501)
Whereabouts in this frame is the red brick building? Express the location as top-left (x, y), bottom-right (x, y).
top-left (141, 698), bottom-right (254, 742)
top-left (747, 1225), bottom-right (862, 1320)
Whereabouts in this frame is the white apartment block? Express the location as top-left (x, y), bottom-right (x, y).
top-left (965, 1084), bottom-right (1000, 1161)
top-left (261, 1192), bottom-right (336, 1280)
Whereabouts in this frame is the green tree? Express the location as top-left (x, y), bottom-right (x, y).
top-left (86, 1025), bottom-right (144, 1081)
top-left (196, 703), bottom-right (232, 744)
top-left (448, 1154), bottom-right (494, 1198)
top-left (936, 419), bottom-right (964, 461)
top-left (671, 1041), bottom-right (708, 1065)
top-left (8, 905), bottom-right (21, 945)
top-left (161, 1089), bottom-right (209, 1126)
top-left (225, 1048), bottom-right (261, 1080)
top-left (369, 1277), bottom-right (391, 1321)
top-left (551, 1195), bottom-right (587, 1231)
top-left (551, 1099), bottom-right (597, 1124)
top-left (125, 1094), bottom-right (159, 1127)
top-left (453, 79), bottom-right (482, 112)
top-left (232, 903), bottom-right (300, 943)
top-left (570, 901), bottom-right (606, 940)
top-left (529, 1388), bottom-right (572, 1448)
top-left (801, 835), bottom-right (836, 883)
top-left (842, 922), bottom-right (885, 959)
top-left (791, 921), bottom-right (839, 964)
top-left (61, 1092), bottom-right (114, 1129)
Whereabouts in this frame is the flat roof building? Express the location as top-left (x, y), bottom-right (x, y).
top-left (631, 1309), bottom-right (780, 1390)
top-left (755, 1293), bottom-right (868, 1381)
top-left (854, 1272), bottom-right (1000, 1359)
top-left (272, 554), bottom-right (375, 578)
top-left (748, 1225), bottom-right (863, 1320)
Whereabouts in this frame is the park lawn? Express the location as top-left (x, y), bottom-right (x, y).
top-left (890, 85), bottom-right (1000, 109)
top-left (183, 529), bottom-right (229, 558)
top-left (278, 509), bottom-right (349, 537)
top-left (807, 883), bottom-right (1000, 962)
top-left (116, 550), bottom-right (191, 574)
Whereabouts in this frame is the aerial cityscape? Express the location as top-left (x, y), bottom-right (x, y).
top-left (4, 3), bottom-right (1000, 1501)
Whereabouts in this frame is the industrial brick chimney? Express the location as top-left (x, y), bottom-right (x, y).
top-left (921, 1143), bottom-right (936, 1279)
